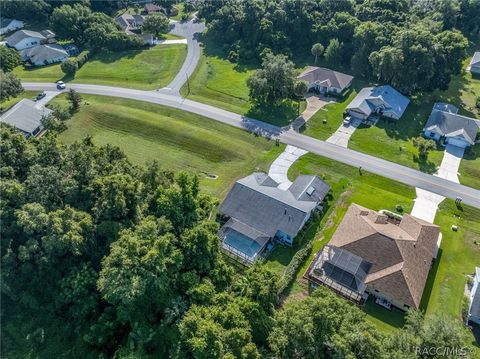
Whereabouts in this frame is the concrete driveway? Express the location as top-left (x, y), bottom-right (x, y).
top-left (411, 144), bottom-right (465, 222)
top-left (34, 90), bottom-right (62, 109)
top-left (326, 118), bottom-right (361, 148)
top-left (153, 39), bottom-right (188, 45)
top-left (435, 144), bottom-right (465, 183)
top-left (268, 145), bottom-right (308, 190)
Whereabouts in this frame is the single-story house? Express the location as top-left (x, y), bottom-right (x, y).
top-left (20, 44), bottom-right (68, 66)
top-left (307, 204), bottom-right (440, 310)
top-left (6, 29), bottom-right (46, 51)
top-left (346, 85), bottom-right (410, 121)
top-left (0, 17), bottom-right (24, 35)
top-left (219, 172), bottom-right (330, 264)
top-left (115, 14), bottom-right (145, 33)
top-left (423, 103), bottom-right (479, 148)
top-left (0, 99), bottom-right (52, 137)
top-left (468, 267), bottom-right (480, 325)
top-left (144, 3), bottom-right (166, 14)
top-left (297, 66), bottom-right (354, 95)
top-left (467, 52), bottom-right (480, 75)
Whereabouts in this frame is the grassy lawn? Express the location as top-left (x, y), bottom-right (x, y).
top-left (181, 46), bottom-right (299, 126)
top-left (14, 45), bottom-right (187, 90)
top-left (301, 79), bottom-right (367, 140)
top-left (0, 91), bottom-right (37, 113)
top-left (52, 94), bottom-right (283, 199)
top-left (261, 153), bottom-right (416, 332)
top-left (348, 58), bottom-right (479, 176)
top-left (460, 144), bottom-right (480, 189)
top-left (420, 200), bottom-right (480, 319)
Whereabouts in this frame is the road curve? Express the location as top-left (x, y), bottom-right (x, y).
top-left (22, 82), bottom-right (480, 208)
top-left (160, 18), bottom-right (205, 95)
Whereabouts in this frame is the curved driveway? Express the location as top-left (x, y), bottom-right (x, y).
top-left (23, 81), bottom-right (480, 208)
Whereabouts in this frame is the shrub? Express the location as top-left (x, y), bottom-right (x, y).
top-left (61, 59), bottom-right (78, 76)
top-left (76, 51), bottom-right (90, 69)
top-left (277, 241), bottom-right (313, 295)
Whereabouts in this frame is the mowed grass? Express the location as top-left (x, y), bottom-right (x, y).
top-left (302, 79), bottom-right (367, 140)
top-left (53, 94), bottom-right (283, 198)
top-left (420, 200), bottom-right (480, 320)
top-left (460, 144), bottom-right (480, 189)
top-left (263, 153), bottom-right (416, 332)
top-left (181, 47), bottom-right (299, 126)
top-left (14, 45), bottom-right (187, 90)
top-left (348, 57), bottom-right (479, 177)
top-left (0, 91), bottom-right (37, 113)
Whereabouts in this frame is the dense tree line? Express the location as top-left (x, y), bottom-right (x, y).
top-left (198, 0), bottom-right (478, 93)
top-left (0, 125), bottom-right (474, 358)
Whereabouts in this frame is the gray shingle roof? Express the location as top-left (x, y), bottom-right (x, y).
top-left (20, 44), bottom-right (68, 64)
top-left (424, 106), bottom-right (479, 145)
top-left (470, 268), bottom-right (480, 319)
top-left (346, 85), bottom-right (410, 119)
top-left (0, 99), bottom-right (52, 135)
top-left (297, 67), bottom-right (353, 91)
top-left (6, 29), bottom-right (45, 46)
top-left (220, 172), bottom-right (330, 238)
top-left (0, 17), bottom-right (14, 28)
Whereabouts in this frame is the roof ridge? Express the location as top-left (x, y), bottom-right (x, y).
top-left (237, 182), bottom-right (308, 214)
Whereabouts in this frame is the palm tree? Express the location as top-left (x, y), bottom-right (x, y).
top-left (293, 80), bottom-right (308, 115)
top-left (311, 43), bottom-right (324, 65)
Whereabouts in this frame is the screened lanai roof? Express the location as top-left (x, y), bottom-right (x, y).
top-left (312, 245), bottom-right (372, 293)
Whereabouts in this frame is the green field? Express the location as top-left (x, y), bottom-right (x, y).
top-left (421, 200), bottom-right (480, 319)
top-left (52, 94), bottom-right (282, 198)
top-left (0, 91), bottom-right (37, 113)
top-left (181, 47), bottom-right (299, 126)
top-left (14, 45), bottom-right (187, 90)
top-left (260, 153), bottom-right (416, 331)
top-left (348, 58), bottom-right (479, 179)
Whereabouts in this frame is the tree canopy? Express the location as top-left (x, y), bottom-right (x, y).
top-left (197, 0), bottom-right (473, 93)
top-left (0, 125), bottom-right (474, 358)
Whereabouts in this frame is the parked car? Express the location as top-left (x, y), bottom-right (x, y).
top-left (343, 116), bottom-right (351, 126)
top-left (56, 81), bottom-right (66, 89)
top-left (36, 92), bottom-right (46, 101)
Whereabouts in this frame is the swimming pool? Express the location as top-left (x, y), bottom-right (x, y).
top-left (224, 229), bottom-right (262, 258)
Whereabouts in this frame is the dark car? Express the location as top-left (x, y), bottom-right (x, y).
top-left (36, 92), bottom-right (46, 101)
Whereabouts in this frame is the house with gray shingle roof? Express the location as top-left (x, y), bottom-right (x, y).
top-left (20, 44), bottom-right (68, 67)
top-left (467, 52), bottom-right (480, 75)
top-left (423, 103), bottom-right (479, 148)
top-left (219, 172), bottom-right (330, 264)
top-left (297, 67), bottom-right (354, 95)
top-left (0, 17), bottom-right (24, 35)
top-left (6, 29), bottom-right (45, 50)
top-left (346, 85), bottom-right (410, 122)
top-left (0, 99), bottom-right (52, 137)
top-left (307, 203), bottom-right (440, 310)
top-left (468, 267), bottom-right (480, 325)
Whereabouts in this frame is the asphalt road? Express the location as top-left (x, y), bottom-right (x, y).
top-left (160, 18), bottom-right (205, 94)
top-left (23, 81), bottom-right (480, 208)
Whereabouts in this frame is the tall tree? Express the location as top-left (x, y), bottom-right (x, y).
top-left (0, 71), bottom-right (23, 101)
top-left (0, 47), bottom-right (21, 72)
top-left (311, 43), bottom-right (324, 64)
top-left (247, 52), bottom-right (295, 105)
top-left (324, 38), bottom-right (344, 65)
top-left (142, 13), bottom-right (169, 37)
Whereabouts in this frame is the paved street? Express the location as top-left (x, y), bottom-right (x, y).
top-left (160, 18), bottom-right (205, 94)
top-left (22, 81), bottom-right (480, 208)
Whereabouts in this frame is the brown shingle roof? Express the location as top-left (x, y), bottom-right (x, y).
top-left (329, 204), bottom-right (440, 308)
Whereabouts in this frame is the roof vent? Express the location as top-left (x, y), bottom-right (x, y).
top-left (306, 186), bottom-right (315, 196)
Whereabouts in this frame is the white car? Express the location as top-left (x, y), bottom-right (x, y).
top-left (343, 116), bottom-right (351, 126)
top-left (56, 81), bottom-right (66, 89)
